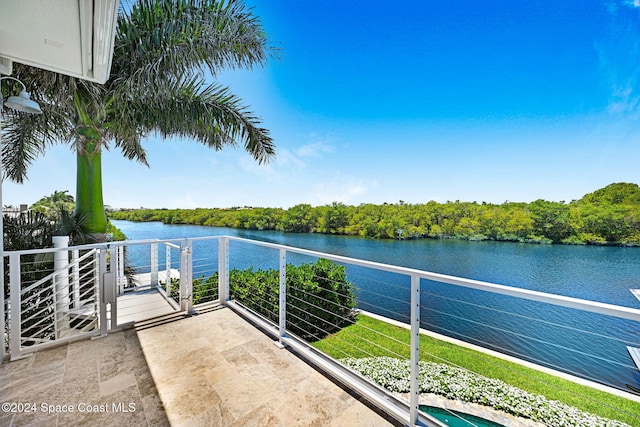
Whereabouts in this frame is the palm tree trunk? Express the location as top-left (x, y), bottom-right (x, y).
top-left (74, 140), bottom-right (108, 239)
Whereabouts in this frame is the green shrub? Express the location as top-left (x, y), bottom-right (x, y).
top-left (284, 258), bottom-right (357, 340)
top-left (229, 259), bottom-right (357, 340)
top-left (181, 259), bottom-right (357, 341)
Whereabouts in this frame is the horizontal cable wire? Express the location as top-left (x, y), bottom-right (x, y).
top-left (232, 293), bottom-right (278, 318)
top-left (417, 332), bottom-right (640, 422)
top-left (421, 289), bottom-right (639, 347)
top-left (345, 270), bottom-right (410, 294)
top-left (422, 305), bottom-right (633, 370)
top-left (358, 304), bottom-right (412, 324)
top-left (286, 284), bottom-right (353, 312)
top-left (353, 285), bottom-right (411, 310)
top-left (287, 313), bottom-right (402, 358)
top-left (422, 319), bottom-right (634, 394)
top-left (285, 305), bottom-right (410, 359)
top-left (285, 294), bottom-right (355, 327)
top-left (288, 313), bottom-right (409, 362)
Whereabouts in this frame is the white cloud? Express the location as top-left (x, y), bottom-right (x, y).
top-left (238, 154), bottom-right (278, 178)
top-left (607, 83), bottom-right (640, 115)
top-left (597, 7), bottom-right (640, 117)
top-left (236, 132), bottom-right (338, 179)
top-left (310, 177), bottom-right (377, 205)
top-left (295, 141), bottom-right (336, 158)
top-left (275, 148), bottom-right (306, 168)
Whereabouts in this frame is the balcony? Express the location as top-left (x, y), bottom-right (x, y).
top-left (2, 236), bottom-right (640, 426)
top-left (1, 306), bottom-right (395, 426)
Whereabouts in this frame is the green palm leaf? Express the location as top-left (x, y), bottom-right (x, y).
top-left (2, 0), bottom-right (276, 236)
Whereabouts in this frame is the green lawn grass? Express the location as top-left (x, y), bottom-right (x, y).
top-left (311, 314), bottom-right (640, 426)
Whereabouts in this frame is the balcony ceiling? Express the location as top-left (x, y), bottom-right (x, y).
top-left (0, 0), bottom-right (119, 83)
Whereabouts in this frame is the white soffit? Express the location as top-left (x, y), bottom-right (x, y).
top-left (0, 0), bottom-right (119, 84)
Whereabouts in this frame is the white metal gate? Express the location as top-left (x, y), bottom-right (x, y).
top-left (4, 239), bottom-right (194, 360)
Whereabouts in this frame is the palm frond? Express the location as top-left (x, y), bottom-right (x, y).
top-left (112, 130), bottom-right (149, 165)
top-left (1, 0), bottom-right (276, 186)
top-left (0, 64), bottom-right (101, 182)
top-left (11, 63), bottom-right (107, 124)
top-left (1, 108), bottom-right (73, 183)
top-left (112, 0), bottom-right (275, 92)
top-left (108, 74), bottom-right (274, 164)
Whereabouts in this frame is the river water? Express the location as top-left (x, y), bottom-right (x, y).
top-left (111, 220), bottom-right (640, 391)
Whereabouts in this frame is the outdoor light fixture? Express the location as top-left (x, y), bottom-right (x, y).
top-left (0, 76), bottom-right (42, 114)
top-left (0, 75), bottom-right (42, 361)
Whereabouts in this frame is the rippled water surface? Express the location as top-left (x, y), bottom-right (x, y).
top-left (112, 220), bottom-right (640, 389)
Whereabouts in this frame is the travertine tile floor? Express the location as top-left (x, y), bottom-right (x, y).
top-left (136, 306), bottom-right (395, 426)
top-left (0, 307), bottom-right (396, 426)
top-left (0, 328), bottom-right (168, 426)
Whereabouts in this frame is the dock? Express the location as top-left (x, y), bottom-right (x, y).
top-left (117, 290), bottom-right (178, 324)
top-left (127, 268), bottom-right (180, 288)
top-left (115, 269), bottom-right (182, 324)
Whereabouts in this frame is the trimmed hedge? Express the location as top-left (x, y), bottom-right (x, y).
top-left (182, 259), bottom-right (357, 341)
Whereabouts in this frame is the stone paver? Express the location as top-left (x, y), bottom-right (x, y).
top-left (0, 329), bottom-right (168, 426)
top-left (136, 307), bottom-right (395, 426)
top-left (0, 307), bottom-right (395, 426)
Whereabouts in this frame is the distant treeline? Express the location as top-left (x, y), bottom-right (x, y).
top-left (109, 183), bottom-right (640, 246)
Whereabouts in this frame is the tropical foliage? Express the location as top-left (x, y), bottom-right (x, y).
top-left (3, 200), bottom-right (130, 347)
top-left (313, 315), bottom-right (639, 426)
top-left (2, 0), bottom-right (275, 238)
top-left (110, 183), bottom-right (640, 246)
top-left (3, 211), bottom-right (56, 252)
top-left (29, 190), bottom-right (75, 221)
top-left (166, 259), bottom-right (357, 340)
top-left (3, 210), bottom-right (58, 346)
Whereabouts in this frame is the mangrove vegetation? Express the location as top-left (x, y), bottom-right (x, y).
top-left (109, 182), bottom-right (640, 246)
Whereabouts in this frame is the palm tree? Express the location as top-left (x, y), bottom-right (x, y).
top-left (30, 190), bottom-right (75, 220)
top-left (1, 0), bottom-right (275, 240)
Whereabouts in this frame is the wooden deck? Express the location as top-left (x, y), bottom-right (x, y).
top-left (116, 290), bottom-right (178, 324)
top-left (115, 269), bottom-right (182, 325)
top-left (127, 268), bottom-right (180, 288)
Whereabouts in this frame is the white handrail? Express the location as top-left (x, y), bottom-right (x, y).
top-left (226, 236), bottom-right (640, 322)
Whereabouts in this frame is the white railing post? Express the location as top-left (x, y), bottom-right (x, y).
top-left (53, 236), bottom-right (70, 338)
top-left (179, 240), bottom-right (193, 312)
top-left (98, 247), bottom-right (109, 335)
top-left (165, 245), bottom-right (171, 301)
top-left (218, 237), bottom-right (229, 303)
top-left (186, 240), bottom-right (193, 312)
top-left (277, 248), bottom-right (287, 347)
top-left (117, 245), bottom-right (125, 294)
top-left (409, 275), bottom-right (421, 426)
top-left (109, 244), bottom-right (119, 327)
top-left (0, 252), bottom-right (4, 361)
top-left (105, 245), bottom-right (118, 330)
top-left (9, 253), bottom-right (21, 360)
top-left (150, 242), bottom-right (159, 287)
top-left (72, 249), bottom-right (80, 307)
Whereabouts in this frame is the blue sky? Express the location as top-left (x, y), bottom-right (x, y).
top-left (6, 0), bottom-right (640, 208)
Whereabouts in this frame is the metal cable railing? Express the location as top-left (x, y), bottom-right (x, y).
top-left (4, 235), bottom-right (640, 427)
top-left (221, 236), bottom-right (640, 427)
